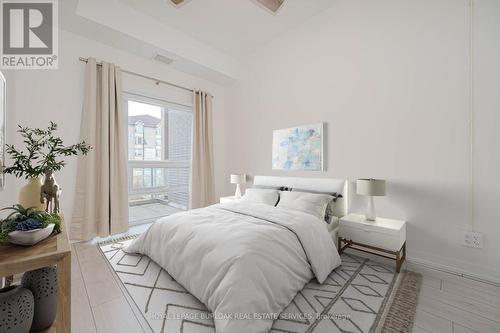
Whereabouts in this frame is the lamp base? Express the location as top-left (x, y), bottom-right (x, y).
top-left (234, 184), bottom-right (242, 199)
top-left (365, 196), bottom-right (376, 221)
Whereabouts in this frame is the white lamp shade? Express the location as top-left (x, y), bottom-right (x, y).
top-left (356, 179), bottom-right (386, 196)
top-left (230, 174), bottom-right (246, 184)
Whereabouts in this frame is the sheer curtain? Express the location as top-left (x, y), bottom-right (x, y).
top-left (191, 91), bottom-right (215, 208)
top-left (70, 58), bottom-right (128, 240)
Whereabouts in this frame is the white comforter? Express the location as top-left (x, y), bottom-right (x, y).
top-left (125, 201), bottom-right (341, 333)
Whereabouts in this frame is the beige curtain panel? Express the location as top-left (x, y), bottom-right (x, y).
top-left (71, 58), bottom-right (129, 240)
top-left (191, 91), bottom-right (215, 208)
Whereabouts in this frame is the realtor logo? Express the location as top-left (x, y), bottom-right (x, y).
top-left (1, 0), bottom-right (58, 69)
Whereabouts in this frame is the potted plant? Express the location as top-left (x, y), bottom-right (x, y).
top-left (0, 204), bottom-right (62, 245)
top-left (3, 122), bottom-right (91, 211)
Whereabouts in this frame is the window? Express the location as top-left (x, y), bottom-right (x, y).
top-left (135, 122), bottom-right (144, 134)
top-left (125, 96), bottom-right (192, 225)
top-left (134, 149), bottom-right (143, 158)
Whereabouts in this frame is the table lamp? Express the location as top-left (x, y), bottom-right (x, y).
top-left (230, 174), bottom-right (246, 198)
top-left (356, 179), bottom-right (386, 221)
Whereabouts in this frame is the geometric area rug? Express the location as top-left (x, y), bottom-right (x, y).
top-left (99, 237), bottom-right (421, 333)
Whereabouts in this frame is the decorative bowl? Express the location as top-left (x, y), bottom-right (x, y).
top-left (8, 224), bottom-right (55, 246)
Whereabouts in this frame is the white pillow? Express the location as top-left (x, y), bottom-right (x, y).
top-left (277, 191), bottom-right (334, 221)
top-left (291, 188), bottom-right (343, 219)
top-left (328, 196), bottom-right (346, 218)
top-left (240, 189), bottom-right (279, 206)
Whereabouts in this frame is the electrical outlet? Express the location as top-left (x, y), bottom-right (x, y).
top-left (464, 232), bottom-right (484, 249)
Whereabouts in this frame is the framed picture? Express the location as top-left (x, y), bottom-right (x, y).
top-left (272, 123), bottom-right (324, 171)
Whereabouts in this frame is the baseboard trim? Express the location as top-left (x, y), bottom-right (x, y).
top-left (406, 255), bottom-right (500, 287)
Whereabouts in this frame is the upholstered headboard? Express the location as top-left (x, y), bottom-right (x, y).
top-left (252, 176), bottom-right (349, 217)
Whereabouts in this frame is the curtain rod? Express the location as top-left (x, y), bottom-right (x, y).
top-left (79, 56), bottom-right (196, 94)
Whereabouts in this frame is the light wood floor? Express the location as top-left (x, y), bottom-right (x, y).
top-left (71, 241), bottom-right (500, 333)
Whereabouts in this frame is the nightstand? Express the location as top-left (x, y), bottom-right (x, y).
top-left (220, 196), bottom-right (239, 204)
top-left (338, 213), bottom-right (406, 272)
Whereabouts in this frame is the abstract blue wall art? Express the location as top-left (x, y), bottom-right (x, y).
top-left (272, 123), bottom-right (324, 171)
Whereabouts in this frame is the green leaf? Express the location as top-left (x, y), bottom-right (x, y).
top-left (2, 122), bottom-right (93, 178)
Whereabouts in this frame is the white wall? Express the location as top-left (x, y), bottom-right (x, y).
top-left (0, 29), bottom-right (228, 221)
top-left (224, 0), bottom-right (500, 281)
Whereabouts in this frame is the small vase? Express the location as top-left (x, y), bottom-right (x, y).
top-left (0, 285), bottom-right (34, 333)
top-left (18, 177), bottom-right (45, 211)
top-left (21, 266), bottom-right (57, 331)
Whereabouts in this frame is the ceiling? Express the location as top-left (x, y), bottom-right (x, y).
top-left (118, 0), bottom-right (334, 58)
top-left (61, 0), bottom-right (334, 83)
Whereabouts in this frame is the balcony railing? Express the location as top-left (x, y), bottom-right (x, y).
top-left (128, 160), bottom-right (190, 224)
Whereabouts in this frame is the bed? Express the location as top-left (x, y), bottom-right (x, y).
top-left (125, 176), bottom-right (348, 333)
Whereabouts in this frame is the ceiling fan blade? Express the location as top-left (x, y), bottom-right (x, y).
top-left (254, 0), bottom-right (285, 13)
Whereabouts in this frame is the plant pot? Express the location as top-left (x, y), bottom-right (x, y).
top-left (0, 285), bottom-right (34, 333)
top-left (19, 177), bottom-right (44, 211)
top-left (8, 224), bottom-right (55, 246)
top-left (22, 267), bottom-right (57, 331)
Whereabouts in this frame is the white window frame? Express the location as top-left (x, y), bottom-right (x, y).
top-left (124, 92), bottom-right (193, 223)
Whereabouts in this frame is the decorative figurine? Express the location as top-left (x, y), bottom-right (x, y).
top-left (40, 171), bottom-right (61, 214)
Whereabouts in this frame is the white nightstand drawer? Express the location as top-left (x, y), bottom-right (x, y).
top-left (339, 225), bottom-right (404, 251)
top-left (339, 214), bottom-right (406, 251)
